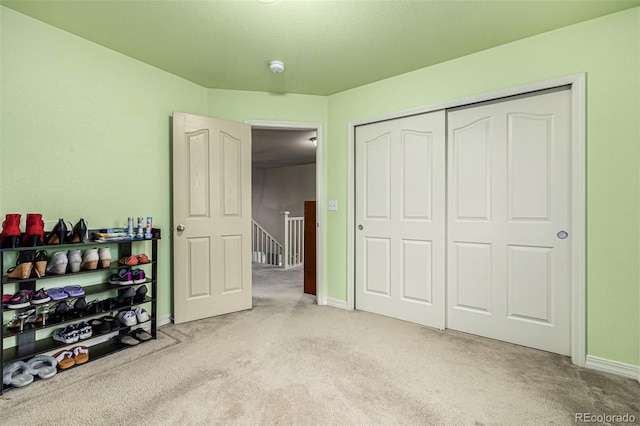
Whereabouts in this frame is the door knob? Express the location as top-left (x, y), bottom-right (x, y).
top-left (177, 224), bottom-right (185, 232)
top-left (358, 224), bottom-right (364, 231)
top-left (557, 230), bottom-right (568, 239)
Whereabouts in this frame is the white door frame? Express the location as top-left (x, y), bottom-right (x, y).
top-left (346, 74), bottom-right (586, 366)
top-left (245, 120), bottom-right (325, 306)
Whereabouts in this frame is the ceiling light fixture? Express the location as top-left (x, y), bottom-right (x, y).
top-left (269, 60), bottom-right (285, 73)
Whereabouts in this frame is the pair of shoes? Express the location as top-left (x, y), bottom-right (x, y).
top-left (2, 355), bottom-right (58, 388)
top-left (47, 285), bottom-right (85, 301)
top-left (117, 310), bottom-right (138, 327)
top-left (108, 268), bottom-right (145, 285)
top-left (4, 289), bottom-right (48, 309)
top-left (116, 287), bottom-right (136, 306)
top-left (7, 250), bottom-right (48, 279)
top-left (52, 321), bottom-right (92, 344)
top-left (119, 328), bottom-right (153, 346)
top-left (117, 253), bottom-right (149, 266)
top-left (117, 308), bottom-right (149, 327)
top-left (53, 325), bottom-right (79, 344)
top-left (0, 213), bottom-right (45, 248)
top-left (80, 247), bottom-right (111, 270)
top-left (53, 346), bottom-right (89, 369)
top-left (44, 218), bottom-right (88, 245)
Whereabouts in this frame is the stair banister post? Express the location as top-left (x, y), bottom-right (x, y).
top-left (281, 211), bottom-right (290, 269)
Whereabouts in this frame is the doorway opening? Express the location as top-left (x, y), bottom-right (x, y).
top-left (246, 120), bottom-right (324, 305)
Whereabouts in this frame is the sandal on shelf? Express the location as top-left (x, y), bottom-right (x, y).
top-left (63, 285), bottom-right (85, 297)
top-left (71, 346), bottom-right (89, 365)
top-left (53, 350), bottom-right (75, 370)
top-left (5, 316), bottom-right (19, 332)
top-left (118, 334), bottom-right (139, 346)
top-left (33, 250), bottom-right (48, 277)
top-left (2, 361), bottom-right (34, 388)
top-left (30, 288), bottom-right (51, 305)
top-left (118, 256), bottom-right (138, 266)
top-left (130, 328), bottom-right (152, 342)
top-left (47, 288), bottom-right (69, 301)
top-left (26, 355), bottom-right (57, 379)
top-left (7, 251), bottom-right (35, 280)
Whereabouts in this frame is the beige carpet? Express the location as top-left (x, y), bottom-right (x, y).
top-left (1, 264), bottom-right (639, 425)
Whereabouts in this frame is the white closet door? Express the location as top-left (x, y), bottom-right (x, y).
top-left (447, 89), bottom-right (571, 355)
top-left (355, 111), bottom-right (446, 328)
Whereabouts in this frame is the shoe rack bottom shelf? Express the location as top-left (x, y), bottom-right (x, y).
top-left (1, 333), bottom-right (154, 393)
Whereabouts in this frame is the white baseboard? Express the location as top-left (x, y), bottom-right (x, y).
top-left (325, 297), bottom-right (349, 310)
top-left (157, 314), bottom-right (173, 327)
top-left (585, 355), bottom-right (639, 380)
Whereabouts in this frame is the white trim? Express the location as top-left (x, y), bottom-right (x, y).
top-left (346, 73), bottom-right (586, 365)
top-left (157, 314), bottom-right (173, 327)
top-left (585, 355), bottom-right (640, 380)
top-left (244, 120), bottom-right (325, 305)
top-left (570, 74), bottom-right (587, 367)
top-left (325, 297), bottom-right (349, 310)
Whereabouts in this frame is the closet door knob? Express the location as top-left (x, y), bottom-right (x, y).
top-left (177, 224), bottom-right (185, 232)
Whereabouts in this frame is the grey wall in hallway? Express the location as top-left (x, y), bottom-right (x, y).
top-left (252, 163), bottom-right (316, 243)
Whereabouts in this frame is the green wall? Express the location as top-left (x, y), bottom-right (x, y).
top-left (0, 6), bottom-right (328, 320)
top-left (0, 6), bottom-right (208, 318)
top-left (327, 7), bottom-right (640, 366)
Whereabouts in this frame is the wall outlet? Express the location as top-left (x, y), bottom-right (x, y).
top-left (328, 200), bottom-right (338, 211)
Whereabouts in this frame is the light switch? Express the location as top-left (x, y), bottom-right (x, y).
top-left (328, 200), bottom-right (338, 211)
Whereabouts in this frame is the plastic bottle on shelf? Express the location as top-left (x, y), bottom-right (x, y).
top-left (145, 217), bottom-right (153, 239)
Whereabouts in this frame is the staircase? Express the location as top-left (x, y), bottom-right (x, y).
top-left (252, 220), bottom-right (282, 266)
top-left (252, 211), bottom-right (304, 269)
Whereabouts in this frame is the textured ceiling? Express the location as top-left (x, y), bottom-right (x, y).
top-left (252, 129), bottom-right (317, 169)
top-left (2, 0), bottom-right (639, 96)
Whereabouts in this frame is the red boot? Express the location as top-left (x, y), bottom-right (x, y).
top-left (23, 213), bottom-right (45, 246)
top-left (0, 213), bottom-right (22, 248)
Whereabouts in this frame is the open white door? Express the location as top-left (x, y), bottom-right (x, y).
top-left (172, 112), bottom-right (252, 324)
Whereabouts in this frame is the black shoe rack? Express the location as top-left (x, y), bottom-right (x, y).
top-left (0, 228), bottom-right (160, 394)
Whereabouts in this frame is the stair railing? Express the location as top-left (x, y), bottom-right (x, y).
top-left (251, 219), bottom-right (282, 266)
top-left (281, 211), bottom-right (304, 269)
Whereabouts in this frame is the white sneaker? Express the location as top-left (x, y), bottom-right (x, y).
top-left (117, 310), bottom-right (137, 327)
top-left (134, 307), bottom-right (149, 323)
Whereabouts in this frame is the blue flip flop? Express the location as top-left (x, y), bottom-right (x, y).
top-left (63, 285), bottom-right (85, 297)
top-left (47, 288), bottom-right (68, 301)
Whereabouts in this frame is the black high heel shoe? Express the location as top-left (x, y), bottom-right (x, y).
top-left (44, 219), bottom-right (68, 245)
top-left (67, 219), bottom-right (88, 244)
